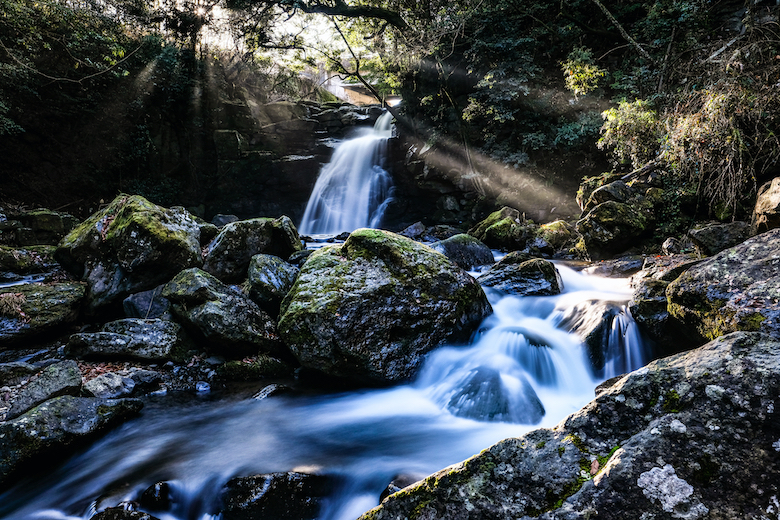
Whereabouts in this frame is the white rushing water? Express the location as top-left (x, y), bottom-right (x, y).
top-left (299, 112), bottom-right (395, 236)
top-left (0, 264), bottom-right (652, 520)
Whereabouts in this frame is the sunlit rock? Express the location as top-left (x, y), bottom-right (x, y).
top-left (468, 206), bottom-right (537, 251)
top-left (278, 229), bottom-right (492, 385)
top-left (359, 332), bottom-right (780, 520)
top-left (753, 176), bottom-right (780, 233)
top-left (54, 195), bottom-right (203, 312)
top-left (667, 227), bottom-right (780, 344)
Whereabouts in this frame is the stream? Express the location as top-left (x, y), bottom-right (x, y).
top-left (0, 264), bottom-right (651, 520)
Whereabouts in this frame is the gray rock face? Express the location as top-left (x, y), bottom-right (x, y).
top-left (360, 332), bottom-right (780, 520)
top-left (583, 180), bottom-right (633, 211)
top-left (753, 176), bottom-right (780, 233)
top-left (429, 234), bottom-right (494, 270)
top-left (202, 216), bottom-right (303, 283)
top-left (123, 285), bottom-right (172, 320)
top-left (66, 319), bottom-right (191, 363)
top-left (477, 256), bottom-right (561, 296)
top-left (219, 472), bottom-right (334, 520)
top-left (162, 268), bottom-right (283, 359)
top-left (687, 220), bottom-right (751, 256)
top-left (576, 200), bottom-right (654, 260)
top-left (245, 254), bottom-right (299, 316)
top-left (667, 227), bottom-right (780, 344)
top-left (54, 195), bottom-right (203, 312)
top-left (0, 281), bottom-right (85, 346)
top-left (84, 372), bottom-right (136, 398)
top-left (5, 360), bottom-right (82, 420)
top-left (278, 229), bottom-right (492, 385)
top-left (0, 396), bottom-right (143, 486)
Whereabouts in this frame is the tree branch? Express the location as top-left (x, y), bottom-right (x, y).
top-left (588, 0), bottom-right (656, 64)
top-left (281, 0), bottom-right (408, 31)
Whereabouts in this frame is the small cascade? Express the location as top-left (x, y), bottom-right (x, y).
top-left (299, 112), bottom-right (395, 235)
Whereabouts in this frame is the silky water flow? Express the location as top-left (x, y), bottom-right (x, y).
top-left (0, 263), bottom-right (652, 520)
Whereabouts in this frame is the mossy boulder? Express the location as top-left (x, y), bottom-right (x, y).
top-left (0, 281), bottom-right (85, 346)
top-left (360, 332), bottom-right (780, 520)
top-left (536, 220), bottom-right (576, 252)
top-left (5, 360), bottom-right (82, 420)
top-left (245, 254), bottom-right (300, 317)
top-left (583, 180), bottom-right (633, 212)
top-left (575, 171), bottom-right (622, 211)
top-left (216, 355), bottom-right (294, 381)
top-left (468, 207), bottom-right (537, 251)
top-left (66, 318), bottom-right (192, 363)
top-left (162, 268), bottom-right (283, 359)
top-left (202, 216), bottom-right (303, 283)
top-left (54, 195), bottom-right (203, 312)
top-left (0, 245), bottom-right (57, 274)
top-left (429, 234), bottom-right (494, 270)
top-left (666, 227), bottom-right (780, 344)
top-left (477, 256), bottom-right (561, 296)
top-left (0, 396), bottom-right (143, 486)
top-left (576, 200), bottom-right (654, 260)
top-left (278, 229), bottom-right (492, 385)
top-left (687, 220), bottom-right (751, 256)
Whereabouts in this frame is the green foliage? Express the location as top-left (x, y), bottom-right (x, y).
top-left (598, 100), bottom-right (661, 168)
top-left (561, 47), bottom-right (606, 97)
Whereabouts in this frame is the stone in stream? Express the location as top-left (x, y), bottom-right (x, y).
top-left (162, 268), bottom-right (283, 359)
top-left (202, 216), bottom-right (303, 283)
top-left (477, 254), bottom-right (562, 296)
top-left (468, 206), bottom-right (537, 251)
top-left (0, 396), bottom-right (143, 486)
top-left (359, 331), bottom-right (780, 520)
top-left (219, 472), bottom-right (335, 520)
top-left (54, 195), bottom-right (203, 313)
top-left (278, 229), bottom-right (491, 385)
top-left (91, 509), bottom-right (160, 520)
top-left (83, 372), bottom-right (136, 398)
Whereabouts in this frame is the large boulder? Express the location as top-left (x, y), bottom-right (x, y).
top-left (576, 200), bottom-right (655, 260)
top-left (0, 245), bottom-right (57, 274)
top-left (360, 332), bottom-right (780, 520)
top-left (687, 221), bottom-right (751, 256)
top-left (5, 360), bottom-right (82, 420)
top-left (752, 176), bottom-right (780, 233)
top-left (66, 318), bottom-right (192, 363)
top-left (429, 234), bottom-right (494, 270)
top-left (278, 229), bottom-right (492, 385)
top-left (202, 216), bottom-right (303, 283)
top-left (162, 268), bottom-right (283, 359)
top-left (0, 282), bottom-right (85, 346)
top-left (666, 228), bottom-right (780, 344)
top-left (477, 255), bottom-right (562, 296)
top-left (468, 207), bottom-right (537, 251)
top-left (219, 472), bottom-right (335, 520)
top-left (54, 195), bottom-right (203, 312)
top-left (0, 396), bottom-right (143, 486)
top-left (583, 180), bottom-right (633, 212)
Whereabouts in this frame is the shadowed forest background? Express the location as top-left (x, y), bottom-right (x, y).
top-left (1, 0), bottom-right (778, 235)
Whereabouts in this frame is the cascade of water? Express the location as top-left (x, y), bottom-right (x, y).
top-left (299, 112), bottom-right (395, 236)
top-left (0, 265), bottom-right (654, 520)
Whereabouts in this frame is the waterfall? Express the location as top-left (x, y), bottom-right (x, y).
top-left (299, 112), bottom-right (395, 235)
top-left (0, 264), bottom-right (654, 520)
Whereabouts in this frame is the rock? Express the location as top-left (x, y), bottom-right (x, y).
top-left (15, 209), bottom-right (79, 245)
top-left (398, 221), bottom-right (426, 240)
top-left (211, 214), bottom-right (239, 227)
top-left (54, 195), bottom-right (203, 312)
top-left (379, 473), bottom-right (426, 502)
top-left (468, 207), bottom-right (536, 251)
top-left (202, 216), bottom-right (303, 283)
top-left (576, 200), bottom-right (654, 260)
top-left (0, 282), bottom-right (85, 346)
top-left (278, 229), bottom-right (491, 385)
top-left (5, 360), bottom-right (82, 420)
top-left (581, 255), bottom-right (644, 278)
top-left (0, 396), bottom-right (143, 486)
top-left (753, 176), bottom-right (780, 233)
top-left (687, 220), bottom-right (751, 256)
top-left (219, 472), bottom-right (334, 520)
top-left (429, 234), bottom-right (494, 270)
top-left (0, 245), bottom-right (57, 274)
top-left (359, 332), bottom-right (780, 520)
top-left (66, 319), bottom-right (192, 363)
top-left (477, 256), bottom-right (562, 296)
top-left (667, 227), bottom-right (780, 344)
top-left (583, 180), bottom-right (633, 212)
top-left (0, 361), bottom-right (38, 386)
top-left (162, 268), bottom-right (283, 359)
top-left (84, 372), bottom-right (136, 398)
top-left (536, 220), bottom-right (576, 252)
top-left (128, 369), bottom-right (163, 393)
top-left (245, 254), bottom-right (299, 316)
top-left (138, 481), bottom-right (173, 511)
top-left (123, 285), bottom-right (172, 320)
top-left (575, 172), bottom-right (623, 211)
top-left (92, 508), bottom-right (161, 520)
top-left (217, 355), bottom-right (294, 381)
top-left (287, 250), bottom-right (313, 266)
